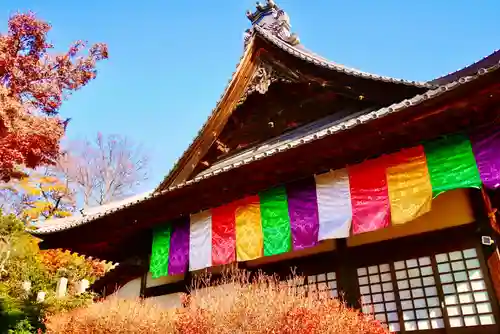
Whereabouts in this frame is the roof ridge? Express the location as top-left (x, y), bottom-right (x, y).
top-left (254, 26), bottom-right (431, 88)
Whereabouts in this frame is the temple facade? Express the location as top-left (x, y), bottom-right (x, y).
top-left (30, 2), bottom-right (500, 333)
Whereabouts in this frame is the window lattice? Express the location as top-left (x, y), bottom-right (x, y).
top-left (393, 257), bottom-right (444, 331)
top-left (285, 272), bottom-right (338, 299)
top-left (436, 248), bottom-right (496, 328)
top-left (358, 264), bottom-right (400, 332)
top-left (358, 247), bottom-right (497, 332)
top-left (307, 272), bottom-right (338, 298)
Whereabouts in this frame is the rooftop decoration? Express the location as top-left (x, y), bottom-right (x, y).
top-left (245, 0), bottom-right (299, 47)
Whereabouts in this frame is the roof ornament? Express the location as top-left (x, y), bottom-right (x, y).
top-left (246, 1), bottom-right (300, 46)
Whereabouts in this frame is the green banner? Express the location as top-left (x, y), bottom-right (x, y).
top-left (259, 186), bottom-right (292, 256)
top-left (424, 134), bottom-right (481, 196)
top-left (150, 224), bottom-right (172, 278)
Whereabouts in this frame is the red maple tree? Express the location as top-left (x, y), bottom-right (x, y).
top-left (0, 12), bottom-right (108, 181)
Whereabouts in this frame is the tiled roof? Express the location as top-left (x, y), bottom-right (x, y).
top-left (254, 26), bottom-right (432, 88)
top-left (29, 57), bottom-right (500, 236)
top-left (430, 49), bottom-right (500, 85)
top-left (30, 191), bottom-right (153, 234)
top-left (157, 3), bottom-right (497, 197)
top-left (195, 107), bottom-right (374, 178)
top-left (155, 29), bottom-right (433, 192)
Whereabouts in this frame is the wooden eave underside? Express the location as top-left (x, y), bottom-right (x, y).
top-left (37, 69), bottom-right (500, 261)
top-left (157, 35), bottom-right (428, 192)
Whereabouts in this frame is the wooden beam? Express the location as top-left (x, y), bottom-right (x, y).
top-left (157, 39), bottom-right (261, 190)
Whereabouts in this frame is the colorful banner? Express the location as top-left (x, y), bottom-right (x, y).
top-left (386, 146), bottom-right (433, 225)
top-left (168, 217), bottom-right (190, 275)
top-left (211, 204), bottom-right (236, 266)
top-left (189, 211), bottom-right (212, 271)
top-left (471, 126), bottom-right (500, 189)
top-left (259, 186), bottom-right (292, 256)
top-left (235, 196), bottom-right (263, 261)
top-left (315, 169), bottom-right (352, 240)
top-left (424, 134), bottom-right (481, 196)
top-left (286, 177), bottom-right (320, 250)
top-left (150, 128), bottom-right (500, 277)
top-left (349, 158), bottom-right (391, 234)
top-left (150, 225), bottom-right (172, 279)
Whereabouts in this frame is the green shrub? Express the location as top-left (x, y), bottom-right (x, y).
top-left (0, 213), bottom-right (97, 332)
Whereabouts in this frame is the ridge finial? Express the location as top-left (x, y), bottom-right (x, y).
top-left (245, 0), bottom-right (299, 46)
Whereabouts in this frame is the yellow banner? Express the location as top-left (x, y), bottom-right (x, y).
top-left (235, 195), bottom-right (263, 261)
top-left (387, 146), bottom-right (433, 225)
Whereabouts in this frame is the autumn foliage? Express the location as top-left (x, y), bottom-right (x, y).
top-left (2, 167), bottom-right (76, 221)
top-left (40, 249), bottom-right (107, 282)
top-left (45, 272), bottom-right (389, 334)
top-left (0, 12), bottom-right (108, 181)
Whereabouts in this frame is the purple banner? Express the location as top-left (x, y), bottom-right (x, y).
top-left (471, 126), bottom-right (500, 189)
top-left (286, 177), bottom-right (319, 250)
top-left (168, 216), bottom-right (190, 275)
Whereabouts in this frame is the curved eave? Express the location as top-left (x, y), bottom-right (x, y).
top-left (253, 26), bottom-right (433, 89)
top-left (155, 30), bottom-right (433, 193)
top-left (28, 58), bottom-right (500, 237)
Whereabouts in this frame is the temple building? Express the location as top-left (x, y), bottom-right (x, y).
top-left (30, 1), bottom-right (500, 332)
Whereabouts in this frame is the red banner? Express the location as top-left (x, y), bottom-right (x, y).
top-left (211, 203), bottom-right (236, 266)
top-left (348, 157), bottom-right (390, 234)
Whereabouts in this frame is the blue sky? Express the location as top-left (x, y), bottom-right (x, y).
top-left (1, 1), bottom-right (499, 192)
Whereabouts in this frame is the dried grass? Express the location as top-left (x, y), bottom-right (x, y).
top-left (45, 271), bottom-right (389, 334)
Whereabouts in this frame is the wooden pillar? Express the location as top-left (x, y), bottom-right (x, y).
top-left (139, 255), bottom-right (150, 298)
top-left (181, 271), bottom-right (193, 308)
top-left (139, 272), bottom-right (148, 298)
top-left (480, 187), bottom-right (500, 235)
top-left (487, 251), bottom-right (500, 305)
top-left (480, 188), bottom-right (500, 305)
top-left (335, 238), bottom-right (360, 309)
top-left (183, 270), bottom-right (192, 293)
top-left (471, 188), bottom-right (500, 305)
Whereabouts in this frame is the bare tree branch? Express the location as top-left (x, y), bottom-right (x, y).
top-left (64, 133), bottom-right (149, 208)
top-left (0, 133), bottom-right (149, 220)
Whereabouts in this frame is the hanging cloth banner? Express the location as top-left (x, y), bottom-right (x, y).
top-left (150, 127), bottom-right (500, 278)
top-left (349, 158), bottom-right (390, 234)
top-left (315, 169), bottom-right (352, 240)
top-left (211, 203), bottom-right (236, 266)
top-left (168, 217), bottom-right (190, 275)
top-left (259, 186), bottom-right (292, 257)
top-left (386, 146), bottom-right (433, 225)
top-left (424, 134), bottom-right (481, 196)
top-left (150, 224), bottom-right (172, 279)
top-left (235, 195), bottom-right (263, 261)
top-left (189, 211), bottom-right (212, 271)
top-left (286, 177), bottom-right (320, 250)
top-left (471, 126), bottom-right (500, 189)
